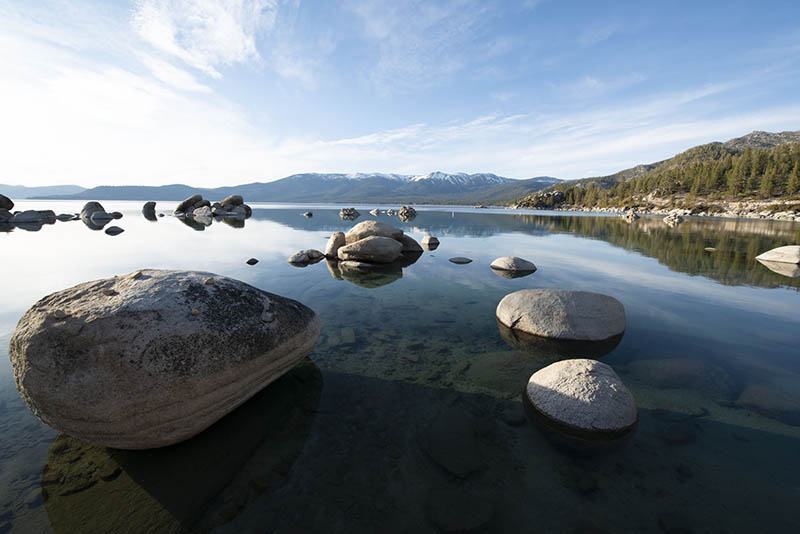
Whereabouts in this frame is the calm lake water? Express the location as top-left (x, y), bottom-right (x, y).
top-left (1, 201), bottom-right (799, 533)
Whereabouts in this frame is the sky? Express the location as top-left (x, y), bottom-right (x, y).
top-left (1, 0), bottom-right (800, 188)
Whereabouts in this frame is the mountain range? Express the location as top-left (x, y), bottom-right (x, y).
top-left (5, 172), bottom-right (561, 205)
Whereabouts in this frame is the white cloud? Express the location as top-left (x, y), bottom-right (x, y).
top-left (131, 0), bottom-right (280, 77)
top-left (139, 54), bottom-right (212, 92)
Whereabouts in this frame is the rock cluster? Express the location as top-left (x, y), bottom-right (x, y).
top-left (339, 207), bottom-right (360, 220)
top-left (8, 269), bottom-right (320, 449)
top-left (663, 211), bottom-right (685, 227)
top-left (398, 205), bottom-right (417, 221)
top-left (621, 210), bottom-right (639, 223)
top-left (174, 194), bottom-right (252, 223)
top-left (80, 202), bottom-right (122, 231)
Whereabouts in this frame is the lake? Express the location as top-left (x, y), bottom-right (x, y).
top-left (1, 201), bottom-right (799, 533)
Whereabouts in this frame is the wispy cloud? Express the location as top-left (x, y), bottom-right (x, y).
top-left (131, 0), bottom-right (281, 78)
top-left (577, 20), bottom-right (620, 47)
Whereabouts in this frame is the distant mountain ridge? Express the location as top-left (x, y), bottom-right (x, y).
top-left (27, 172), bottom-right (560, 205)
top-left (0, 184), bottom-right (87, 198)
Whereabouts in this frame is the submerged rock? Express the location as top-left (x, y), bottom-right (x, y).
top-left (497, 319), bottom-right (622, 360)
top-left (496, 289), bottom-right (626, 342)
top-left (755, 245), bottom-right (800, 264)
top-left (524, 359), bottom-right (637, 444)
top-left (736, 385), bottom-right (800, 426)
top-left (337, 236), bottom-right (403, 263)
top-left (9, 269), bottom-right (320, 449)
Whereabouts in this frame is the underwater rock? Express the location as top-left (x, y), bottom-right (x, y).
top-left (736, 385), bottom-right (800, 426)
top-left (419, 407), bottom-right (482, 477)
top-left (496, 289), bottom-right (626, 342)
top-left (628, 358), bottom-right (737, 401)
top-left (338, 261), bottom-right (402, 288)
top-left (755, 245), bottom-right (800, 264)
top-left (41, 359), bottom-right (322, 534)
top-left (344, 220), bottom-right (404, 244)
top-left (524, 359), bottom-right (637, 446)
top-left (325, 232), bottom-right (346, 259)
top-left (490, 256), bottom-right (537, 275)
top-left (337, 236), bottom-right (402, 263)
top-left (9, 269), bottom-right (320, 449)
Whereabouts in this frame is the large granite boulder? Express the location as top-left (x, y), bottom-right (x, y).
top-left (80, 201), bottom-right (105, 220)
top-left (337, 236), bottom-right (403, 263)
top-left (0, 208), bottom-right (12, 222)
top-left (0, 193), bottom-right (13, 210)
top-left (524, 359), bottom-right (637, 443)
top-left (344, 220), bottom-right (404, 244)
top-left (8, 270), bottom-right (320, 449)
top-left (324, 232), bottom-right (346, 259)
top-left (397, 234), bottom-right (423, 253)
top-left (496, 289), bottom-right (625, 342)
top-left (220, 195), bottom-right (243, 207)
top-left (12, 210), bottom-right (56, 224)
top-left (755, 245), bottom-right (800, 264)
top-left (490, 256), bottom-right (537, 274)
top-left (175, 194), bottom-right (204, 214)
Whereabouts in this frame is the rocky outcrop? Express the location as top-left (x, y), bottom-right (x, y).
top-left (496, 289), bottom-right (626, 342)
top-left (324, 232), bottom-right (346, 259)
top-left (398, 205), bottom-right (417, 221)
top-left (142, 202), bottom-right (157, 221)
top-left (0, 208), bottom-right (13, 222)
top-left (524, 359), bottom-right (637, 442)
top-left (338, 236), bottom-right (402, 263)
top-left (755, 245), bottom-right (800, 264)
top-left (345, 221), bottom-right (404, 244)
top-left (288, 249), bottom-right (325, 265)
top-left (0, 193), bottom-right (13, 210)
top-left (8, 270), bottom-right (320, 449)
top-left (339, 207), bottom-right (360, 220)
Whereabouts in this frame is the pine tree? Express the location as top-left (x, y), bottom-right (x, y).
top-left (760, 165), bottom-right (776, 198)
top-left (788, 163), bottom-right (800, 197)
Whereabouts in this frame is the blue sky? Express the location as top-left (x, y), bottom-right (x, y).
top-left (1, 0), bottom-right (799, 187)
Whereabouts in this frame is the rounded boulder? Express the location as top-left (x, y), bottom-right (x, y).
top-left (496, 289), bottom-right (625, 342)
top-left (8, 270), bottom-right (320, 449)
top-left (337, 236), bottom-right (403, 263)
top-left (345, 220), bottom-right (404, 244)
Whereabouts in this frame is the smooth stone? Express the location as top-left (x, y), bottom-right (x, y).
top-left (246, 258), bottom-right (259, 265)
top-left (287, 249), bottom-right (325, 265)
top-left (628, 358), bottom-right (737, 401)
top-left (757, 259), bottom-right (800, 278)
top-left (8, 269), bottom-right (320, 449)
top-left (396, 234), bottom-right (423, 253)
top-left (0, 193), bottom-right (13, 210)
top-left (337, 236), bottom-right (403, 263)
top-left (110, 212), bottom-right (123, 220)
top-left (174, 194), bottom-right (204, 214)
top-left (427, 488), bottom-right (494, 532)
top-left (755, 245), bottom-right (800, 264)
top-left (736, 385), bottom-right (800, 426)
top-left (220, 195), bottom-right (243, 207)
top-left (324, 232), bottom-right (346, 258)
top-left (104, 226), bottom-right (124, 236)
top-left (449, 257), bottom-right (472, 264)
top-left (497, 289), bottom-right (625, 342)
top-left (420, 407), bottom-right (482, 477)
top-left (490, 256), bottom-right (537, 273)
top-left (525, 359), bottom-right (637, 443)
top-left (344, 220), bottom-right (404, 244)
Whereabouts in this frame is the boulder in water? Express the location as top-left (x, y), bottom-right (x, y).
top-left (0, 193), bottom-right (13, 210)
top-left (755, 245), bottom-right (800, 264)
top-left (324, 232), bottom-right (346, 259)
top-left (490, 256), bottom-right (536, 274)
top-left (344, 220), bottom-right (404, 244)
top-left (337, 236), bottom-right (403, 263)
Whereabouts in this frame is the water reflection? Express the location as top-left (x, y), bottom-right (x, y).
top-left (497, 319), bottom-right (623, 360)
top-left (41, 359), bottom-right (322, 534)
top-left (757, 259), bottom-right (800, 278)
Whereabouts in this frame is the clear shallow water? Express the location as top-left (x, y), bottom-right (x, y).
top-left (1, 201), bottom-right (799, 533)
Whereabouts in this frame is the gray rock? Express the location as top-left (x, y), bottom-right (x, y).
top-left (420, 407), bottom-right (482, 477)
top-left (175, 194), bottom-right (204, 214)
top-left (755, 245), bottom-right (800, 264)
top-left (344, 220), bottom-right (404, 244)
top-left (220, 195), bottom-right (243, 207)
top-left (302, 211), bottom-right (313, 218)
top-left (12, 210), bottom-right (50, 223)
top-left (496, 289), bottom-right (625, 341)
top-left (421, 235), bottom-right (439, 250)
top-left (243, 204), bottom-right (252, 218)
top-left (80, 201), bottom-right (106, 220)
top-left (288, 249), bottom-right (325, 265)
top-left (398, 205), bottom-right (416, 221)
top-left (142, 202), bottom-right (157, 221)
top-left (490, 256), bottom-right (536, 273)
top-left (90, 211), bottom-right (114, 225)
top-left (110, 212), bottom-right (123, 220)
top-left (246, 258), bottom-right (259, 265)
top-left (339, 207), bottom-right (360, 220)
top-left (0, 208), bottom-right (13, 222)
top-left (449, 257), bottom-right (472, 264)
top-left (324, 232), bottom-right (346, 258)
top-left (525, 359), bottom-right (637, 440)
top-left (191, 206), bottom-right (213, 225)
top-left (397, 234), bottom-right (423, 253)
top-left (0, 193), bottom-right (13, 210)
top-left (8, 269), bottom-right (320, 449)
top-left (104, 226), bottom-right (124, 236)
top-left (337, 236), bottom-right (403, 263)
top-left (56, 213), bottom-right (75, 222)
